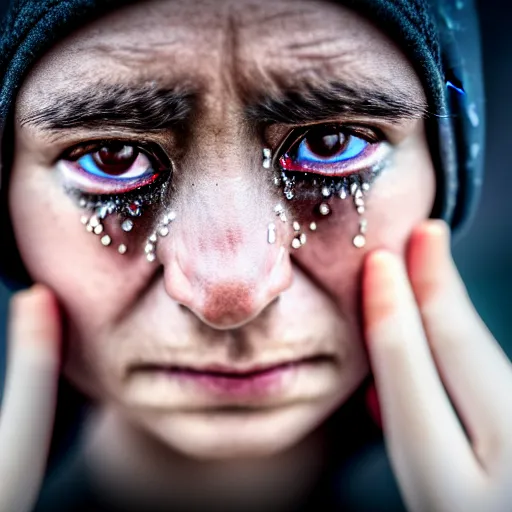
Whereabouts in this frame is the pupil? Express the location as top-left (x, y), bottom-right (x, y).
top-left (95, 144), bottom-right (137, 175)
top-left (305, 129), bottom-right (345, 157)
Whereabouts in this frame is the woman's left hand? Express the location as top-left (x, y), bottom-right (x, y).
top-left (363, 220), bottom-right (512, 512)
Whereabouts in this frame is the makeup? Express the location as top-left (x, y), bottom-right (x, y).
top-left (290, 220), bottom-right (307, 249)
top-left (145, 239), bottom-right (157, 262)
top-left (67, 172), bottom-right (175, 259)
top-left (318, 203), bottom-right (331, 216)
top-left (274, 203), bottom-right (288, 224)
top-left (101, 235), bottom-right (112, 246)
top-left (350, 183), bottom-right (368, 248)
top-left (291, 238), bottom-right (302, 249)
top-left (146, 211), bottom-right (177, 262)
top-left (262, 148), bottom-right (272, 169)
top-left (268, 124), bottom-right (389, 249)
top-left (122, 219), bottom-right (134, 232)
top-left (267, 223), bottom-right (277, 244)
top-left (58, 138), bottom-right (174, 258)
top-left (265, 149), bottom-right (308, 250)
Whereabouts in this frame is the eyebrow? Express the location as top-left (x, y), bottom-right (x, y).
top-left (19, 83), bottom-right (197, 133)
top-left (244, 80), bottom-right (428, 125)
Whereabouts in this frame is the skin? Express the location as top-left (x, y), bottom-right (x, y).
top-left (1, 0), bottom-right (511, 510)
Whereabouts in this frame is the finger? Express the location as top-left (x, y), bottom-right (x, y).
top-left (0, 285), bottom-right (61, 512)
top-left (363, 250), bottom-right (483, 510)
top-left (407, 220), bottom-right (512, 472)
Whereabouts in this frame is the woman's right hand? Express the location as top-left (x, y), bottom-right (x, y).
top-left (0, 285), bottom-right (61, 512)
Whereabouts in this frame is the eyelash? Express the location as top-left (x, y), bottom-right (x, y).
top-left (57, 140), bottom-right (172, 195)
top-left (273, 124), bottom-right (390, 199)
top-left (57, 123), bottom-right (388, 209)
top-left (276, 124), bottom-right (388, 174)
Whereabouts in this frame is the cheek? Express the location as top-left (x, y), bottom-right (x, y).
top-left (8, 162), bottom-right (169, 396)
top-left (8, 161), bottom-right (155, 332)
top-left (289, 138), bottom-right (436, 313)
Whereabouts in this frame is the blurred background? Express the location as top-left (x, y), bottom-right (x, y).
top-left (1, 0), bottom-right (508, 361)
top-left (0, 0), bottom-right (510, 507)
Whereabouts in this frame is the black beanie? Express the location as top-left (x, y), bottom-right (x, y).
top-left (0, 0), bottom-right (484, 287)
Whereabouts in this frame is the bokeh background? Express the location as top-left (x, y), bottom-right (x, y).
top-left (0, 0), bottom-right (510, 507)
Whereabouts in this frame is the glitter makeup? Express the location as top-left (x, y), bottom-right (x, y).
top-left (58, 138), bottom-right (174, 257)
top-left (269, 123), bottom-right (390, 247)
top-left (67, 170), bottom-right (172, 256)
top-left (267, 223), bottom-right (277, 244)
top-left (144, 210), bottom-right (177, 263)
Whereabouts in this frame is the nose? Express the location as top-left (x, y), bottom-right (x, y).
top-left (160, 177), bottom-right (293, 329)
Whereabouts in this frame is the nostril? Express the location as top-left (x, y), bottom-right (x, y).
top-left (162, 222), bottom-right (294, 328)
top-left (200, 282), bottom-right (256, 328)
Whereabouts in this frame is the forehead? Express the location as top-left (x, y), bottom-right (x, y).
top-left (17, 0), bottom-right (424, 113)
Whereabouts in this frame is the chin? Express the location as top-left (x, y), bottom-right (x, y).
top-left (126, 392), bottom-right (352, 461)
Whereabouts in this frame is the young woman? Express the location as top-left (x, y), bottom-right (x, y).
top-left (0, 0), bottom-right (510, 510)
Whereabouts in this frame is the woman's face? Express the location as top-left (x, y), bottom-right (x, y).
top-left (9, 0), bottom-right (434, 459)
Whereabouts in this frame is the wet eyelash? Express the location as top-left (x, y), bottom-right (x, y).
top-left (272, 124), bottom-right (390, 200)
top-left (274, 167), bottom-right (382, 202)
top-left (66, 171), bottom-right (171, 219)
top-left (59, 140), bottom-right (171, 192)
top-left (59, 139), bottom-right (173, 212)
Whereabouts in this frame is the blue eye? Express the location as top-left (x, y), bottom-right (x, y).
top-left (279, 126), bottom-right (380, 176)
top-left (58, 142), bottom-right (169, 194)
top-left (296, 131), bottom-right (368, 164)
top-left (77, 144), bottom-right (153, 181)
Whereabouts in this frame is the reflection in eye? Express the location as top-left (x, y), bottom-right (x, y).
top-left (279, 125), bottom-right (387, 177)
top-left (57, 141), bottom-right (169, 195)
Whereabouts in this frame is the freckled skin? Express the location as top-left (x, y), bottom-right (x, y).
top-left (9, 0), bottom-right (434, 476)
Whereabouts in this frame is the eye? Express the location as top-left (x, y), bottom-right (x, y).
top-left (57, 141), bottom-right (170, 194)
top-left (278, 125), bottom-right (388, 176)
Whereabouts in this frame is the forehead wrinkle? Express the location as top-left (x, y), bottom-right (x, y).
top-left (233, 28), bottom-right (418, 107)
top-left (285, 35), bottom-right (353, 53)
top-left (235, 4), bottom-right (319, 28)
top-left (85, 40), bottom-right (184, 67)
top-left (235, 51), bottom-right (416, 111)
top-left (276, 41), bottom-right (376, 71)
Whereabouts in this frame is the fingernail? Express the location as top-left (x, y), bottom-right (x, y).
top-left (363, 250), bottom-right (404, 329)
top-left (423, 219), bottom-right (451, 251)
top-left (366, 250), bottom-right (402, 278)
top-left (407, 220), bottom-right (454, 305)
top-left (9, 285), bottom-right (60, 347)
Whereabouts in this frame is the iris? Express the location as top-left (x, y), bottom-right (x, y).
top-left (278, 125), bottom-right (382, 177)
top-left (77, 144), bottom-right (152, 181)
top-left (296, 129), bottom-right (368, 164)
top-left (57, 141), bottom-right (170, 195)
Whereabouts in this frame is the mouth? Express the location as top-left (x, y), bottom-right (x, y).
top-left (127, 355), bottom-right (335, 400)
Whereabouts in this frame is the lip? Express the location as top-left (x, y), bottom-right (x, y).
top-left (128, 355), bottom-right (333, 399)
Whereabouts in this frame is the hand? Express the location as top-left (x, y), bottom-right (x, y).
top-left (363, 220), bottom-right (512, 512)
top-left (0, 285), bottom-right (61, 512)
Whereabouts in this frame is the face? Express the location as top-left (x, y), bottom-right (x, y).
top-left (9, 0), bottom-right (435, 459)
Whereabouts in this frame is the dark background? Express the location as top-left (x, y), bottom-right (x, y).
top-left (0, 1), bottom-right (510, 505)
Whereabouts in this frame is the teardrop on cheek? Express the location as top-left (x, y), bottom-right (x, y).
top-left (144, 210), bottom-right (177, 263)
top-left (265, 147), bottom-right (375, 251)
top-left (350, 182), bottom-right (370, 249)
